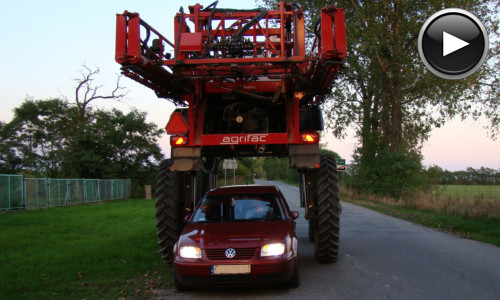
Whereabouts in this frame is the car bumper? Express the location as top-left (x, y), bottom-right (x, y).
top-left (174, 255), bottom-right (297, 287)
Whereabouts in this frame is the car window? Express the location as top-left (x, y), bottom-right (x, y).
top-left (191, 193), bottom-right (286, 223)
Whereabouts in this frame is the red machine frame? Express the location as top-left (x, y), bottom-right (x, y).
top-left (116, 2), bottom-right (346, 150)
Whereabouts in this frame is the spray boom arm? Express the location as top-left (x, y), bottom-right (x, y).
top-left (115, 2), bottom-right (346, 106)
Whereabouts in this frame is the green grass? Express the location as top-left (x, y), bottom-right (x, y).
top-left (342, 194), bottom-right (500, 247)
top-left (434, 185), bottom-right (500, 200)
top-left (0, 199), bottom-right (173, 300)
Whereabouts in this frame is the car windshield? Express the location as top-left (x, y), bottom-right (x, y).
top-left (191, 193), bottom-right (286, 223)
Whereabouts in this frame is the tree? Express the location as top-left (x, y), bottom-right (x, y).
top-left (260, 0), bottom-right (499, 197)
top-left (236, 157), bottom-right (257, 183)
top-left (62, 108), bottom-right (164, 193)
top-left (261, 157), bottom-right (294, 181)
top-left (2, 65), bottom-right (164, 194)
top-left (320, 148), bottom-right (340, 158)
top-left (320, 0), bottom-right (500, 148)
top-left (426, 165), bottom-right (442, 185)
top-left (4, 98), bottom-right (164, 188)
top-left (0, 121), bottom-right (22, 173)
top-left (70, 64), bottom-right (128, 123)
top-left (350, 147), bottom-right (429, 198)
top-left (6, 98), bottom-right (71, 177)
top-left (258, 148), bottom-right (341, 183)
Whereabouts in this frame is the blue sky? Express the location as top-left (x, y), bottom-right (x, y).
top-left (1, 0), bottom-right (498, 171)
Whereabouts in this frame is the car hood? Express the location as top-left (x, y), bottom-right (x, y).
top-left (179, 221), bottom-right (289, 249)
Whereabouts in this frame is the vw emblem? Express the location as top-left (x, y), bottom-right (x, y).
top-left (225, 248), bottom-right (236, 258)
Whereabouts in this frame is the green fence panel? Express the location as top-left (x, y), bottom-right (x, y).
top-left (24, 178), bottom-right (49, 210)
top-left (85, 179), bottom-right (101, 203)
top-left (1, 175), bottom-right (131, 210)
top-left (0, 175), bottom-right (24, 210)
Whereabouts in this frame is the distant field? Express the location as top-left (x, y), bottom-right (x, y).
top-left (434, 185), bottom-right (500, 200)
top-left (0, 199), bottom-right (172, 299)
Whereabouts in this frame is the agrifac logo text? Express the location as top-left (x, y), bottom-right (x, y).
top-left (220, 134), bottom-right (268, 145)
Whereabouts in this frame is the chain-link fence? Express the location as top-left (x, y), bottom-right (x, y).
top-left (0, 174), bottom-right (24, 210)
top-left (1, 175), bottom-right (131, 210)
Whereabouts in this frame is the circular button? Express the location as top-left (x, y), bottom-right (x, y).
top-left (418, 8), bottom-right (489, 80)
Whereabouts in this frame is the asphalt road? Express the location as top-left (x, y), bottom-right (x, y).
top-left (159, 180), bottom-right (500, 299)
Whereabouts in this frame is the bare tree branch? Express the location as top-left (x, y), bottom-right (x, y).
top-left (72, 64), bottom-right (129, 121)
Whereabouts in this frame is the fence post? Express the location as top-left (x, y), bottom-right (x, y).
top-left (47, 178), bottom-right (51, 208)
top-left (67, 180), bottom-right (71, 205)
top-left (34, 179), bottom-right (38, 208)
top-left (8, 175), bottom-right (11, 209)
top-left (58, 180), bottom-right (61, 206)
top-left (84, 179), bottom-right (87, 203)
top-left (22, 176), bottom-right (26, 210)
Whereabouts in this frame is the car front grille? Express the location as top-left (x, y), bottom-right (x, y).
top-left (205, 247), bottom-right (257, 260)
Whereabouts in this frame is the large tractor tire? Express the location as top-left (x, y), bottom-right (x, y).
top-left (155, 159), bottom-right (191, 265)
top-left (314, 154), bottom-right (341, 263)
top-left (308, 219), bottom-right (315, 242)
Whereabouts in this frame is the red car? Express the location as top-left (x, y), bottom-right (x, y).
top-left (173, 185), bottom-right (300, 290)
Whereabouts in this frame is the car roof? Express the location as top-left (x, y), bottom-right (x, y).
top-left (205, 185), bottom-right (282, 196)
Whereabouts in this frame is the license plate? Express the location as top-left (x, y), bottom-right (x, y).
top-left (211, 264), bottom-right (251, 275)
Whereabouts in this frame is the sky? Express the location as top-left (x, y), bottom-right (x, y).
top-left (1, 0), bottom-right (498, 172)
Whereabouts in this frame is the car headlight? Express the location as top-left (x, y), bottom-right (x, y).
top-left (261, 243), bottom-right (285, 257)
top-left (179, 246), bottom-right (202, 259)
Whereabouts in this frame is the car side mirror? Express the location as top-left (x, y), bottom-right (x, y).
top-left (291, 211), bottom-right (299, 220)
top-left (184, 214), bottom-right (192, 223)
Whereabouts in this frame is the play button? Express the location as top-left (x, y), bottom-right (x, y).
top-left (443, 31), bottom-right (469, 57)
top-left (418, 8), bottom-right (489, 80)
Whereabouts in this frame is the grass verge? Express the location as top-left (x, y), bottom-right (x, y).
top-left (342, 194), bottom-right (500, 247)
top-left (0, 199), bottom-right (173, 299)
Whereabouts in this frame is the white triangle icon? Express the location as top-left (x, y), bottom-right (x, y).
top-left (443, 31), bottom-right (469, 56)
